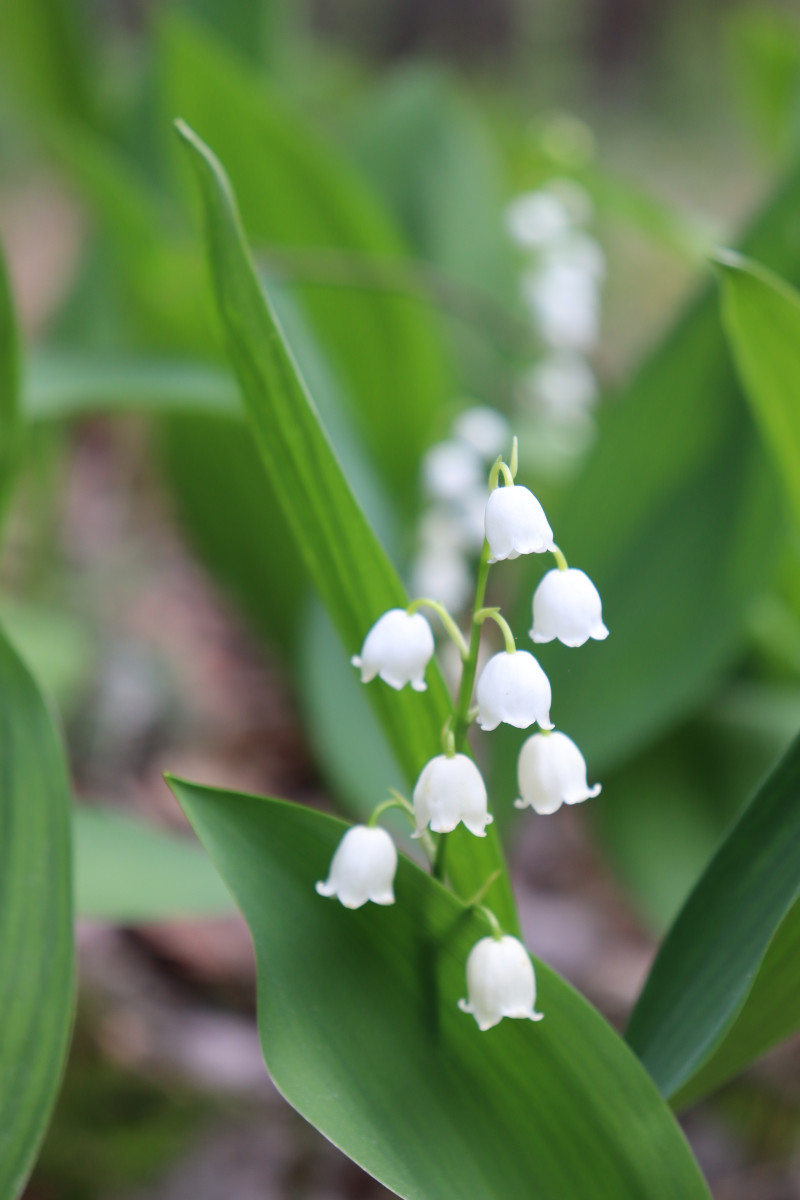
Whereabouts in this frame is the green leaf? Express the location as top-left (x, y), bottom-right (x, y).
top-left (160, 12), bottom-right (451, 503)
top-left (169, 776), bottom-right (710, 1200)
top-left (626, 731), bottom-right (800, 1103)
top-left (0, 238), bottom-right (22, 524)
top-left (25, 352), bottom-right (240, 420)
top-left (174, 119), bottom-right (517, 932)
top-left (73, 807), bottom-right (236, 922)
top-left (0, 625), bottom-right (74, 1198)
top-left (716, 251), bottom-right (800, 527)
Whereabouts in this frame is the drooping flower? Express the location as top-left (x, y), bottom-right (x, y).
top-left (459, 935), bottom-right (544, 1031)
top-left (476, 650), bottom-right (553, 732)
top-left (352, 609), bottom-right (435, 692)
top-left (515, 730), bottom-right (601, 815)
top-left (530, 567), bottom-right (608, 648)
top-left (484, 485), bottom-right (554, 563)
top-left (315, 825), bottom-right (397, 909)
top-left (412, 754), bottom-right (493, 838)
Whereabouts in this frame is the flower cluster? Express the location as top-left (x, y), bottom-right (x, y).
top-left (507, 177), bottom-right (606, 476)
top-left (316, 443), bottom-right (606, 1033)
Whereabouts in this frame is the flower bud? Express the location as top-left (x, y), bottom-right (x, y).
top-left (515, 731), bottom-right (601, 815)
top-left (352, 609), bottom-right (435, 692)
top-left (459, 935), bottom-right (544, 1031)
top-left (412, 754), bottom-right (493, 838)
top-left (315, 825), bottom-right (397, 909)
top-left (530, 567), bottom-right (608, 648)
top-left (484, 485), bottom-right (554, 563)
top-left (476, 650), bottom-right (553, 732)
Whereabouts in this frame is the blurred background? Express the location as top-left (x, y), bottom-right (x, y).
top-left (2, 0), bottom-right (800, 1196)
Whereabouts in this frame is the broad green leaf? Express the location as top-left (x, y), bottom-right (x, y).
top-left (160, 12), bottom-right (451, 503)
top-left (174, 119), bottom-right (517, 932)
top-left (0, 625), bottom-right (74, 1198)
top-left (169, 776), bottom-right (710, 1200)
top-left (0, 238), bottom-right (22, 524)
top-left (716, 251), bottom-right (800, 527)
top-left (626, 731), bottom-right (800, 1102)
top-left (74, 808), bottom-right (236, 922)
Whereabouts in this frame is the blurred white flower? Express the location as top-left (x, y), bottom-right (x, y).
top-left (411, 547), bottom-right (473, 615)
top-left (422, 440), bottom-right (484, 503)
top-left (530, 568), bottom-right (608, 648)
top-left (519, 352), bottom-right (598, 421)
top-left (412, 753), bottom-right (493, 838)
top-left (459, 935), bottom-right (544, 1030)
top-left (453, 406), bottom-right (511, 461)
top-left (522, 263), bottom-right (601, 351)
top-left (352, 609), bottom-right (435, 691)
top-left (484, 484), bottom-right (554, 563)
top-left (515, 730), bottom-right (601, 815)
top-left (540, 231), bottom-right (606, 282)
top-left (476, 650), bottom-right (553, 732)
top-left (315, 825), bottom-right (397, 909)
top-left (505, 190), bottom-right (571, 249)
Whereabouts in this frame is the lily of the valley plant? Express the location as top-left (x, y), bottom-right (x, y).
top-left (316, 438), bottom-right (606, 1031)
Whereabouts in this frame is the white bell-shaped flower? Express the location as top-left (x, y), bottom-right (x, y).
top-left (515, 730), bottom-right (601, 815)
top-left (530, 567), bottom-right (609, 648)
top-left (315, 825), bottom-right (397, 909)
top-left (352, 609), bottom-right (435, 691)
top-left (476, 650), bottom-right (553, 732)
top-left (412, 753), bottom-right (493, 838)
top-left (484, 485), bottom-right (554, 563)
top-left (459, 935), bottom-right (544, 1031)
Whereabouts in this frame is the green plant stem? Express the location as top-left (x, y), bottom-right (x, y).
top-left (475, 607), bottom-right (516, 654)
top-left (453, 540), bottom-right (492, 749)
top-left (407, 597), bottom-right (469, 659)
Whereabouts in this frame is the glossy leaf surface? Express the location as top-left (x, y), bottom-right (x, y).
top-left (627, 732), bottom-right (800, 1101)
top-left (170, 775), bottom-right (710, 1200)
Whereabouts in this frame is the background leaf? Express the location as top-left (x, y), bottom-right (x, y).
top-left (0, 238), bottom-right (22, 524)
top-left (716, 251), bottom-right (800, 527)
top-left (626, 731), bottom-right (800, 1102)
top-left (169, 776), bottom-right (711, 1200)
top-left (0, 626), bottom-right (74, 1199)
top-left (73, 808), bottom-right (236, 922)
top-left (160, 12), bottom-right (452, 505)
